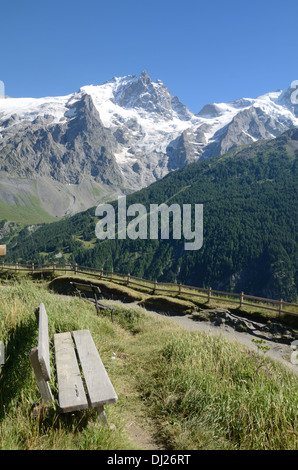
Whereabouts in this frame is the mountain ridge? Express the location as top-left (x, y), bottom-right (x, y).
top-left (1, 72), bottom-right (298, 220)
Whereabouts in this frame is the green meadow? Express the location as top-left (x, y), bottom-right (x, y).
top-left (0, 276), bottom-right (298, 450)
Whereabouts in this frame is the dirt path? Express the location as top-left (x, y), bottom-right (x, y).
top-left (126, 419), bottom-right (162, 450)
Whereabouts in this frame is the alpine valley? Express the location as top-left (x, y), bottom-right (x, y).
top-left (3, 127), bottom-right (298, 302)
top-left (1, 72), bottom-right (297, 301)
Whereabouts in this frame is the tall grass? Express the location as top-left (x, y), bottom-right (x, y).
top-left (140, 332), bottom-right (298, 449)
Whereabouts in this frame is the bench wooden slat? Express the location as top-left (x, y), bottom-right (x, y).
top-left (73, 329), bottom-right (118, 408)
top-left (0, 341), bottom-right (5, 365)
top-left (87, 298), bottom-right (113, 310)
top-left (71, 282), bottom-right (101, 294)
top-left (54, 332), bottom-right (88, 413)
top-left (30, 347), bottom-right (54, 404)
top-left (37, 303), bottom-right (51, 381)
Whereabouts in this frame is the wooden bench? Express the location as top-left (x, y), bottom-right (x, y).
top-left (0, 341), bottom-right (4, 365)
top-left (30, 303), bottom-right (118, 423)
top-left (70, 281), bottom-right (115, 322)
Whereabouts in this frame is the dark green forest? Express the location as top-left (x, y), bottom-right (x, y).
top-left (3, 129), bottom-right (298, 301)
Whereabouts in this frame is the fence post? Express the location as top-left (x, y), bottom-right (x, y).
top-left (208, 287), bottom-right (212, 302)
top-left (127, 273), bottom-right (130, 286)
top-left (75, 263), bottom-right (77, 275)
top-left (154, 280), bottom-right (157, 294)
top-left (279, 299), bottom-right (283, 318)
top-left (178, 283), bottom-right (182, 295)
top-left (100, 268), bottom-right (103, 279)
top-left (32, 263), bottom-right (34, 275)
top-left (240, 291), bottom-right (244, 308)
top-left (16, 262), bottom-right (19, 273)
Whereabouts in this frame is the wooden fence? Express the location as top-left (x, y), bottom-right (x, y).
top-left (1, 261), bottom-right (298, 319)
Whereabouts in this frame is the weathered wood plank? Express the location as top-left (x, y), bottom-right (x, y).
top-left (71, 282), bottom-right (101, 294)
top-left (37, 303), bottom-right (51, 381)
top-left (73, 329), bottom-right (118, 408)
top-left (0, 341), bottom-right (5, 365)
top-left (30, 347), bottom-right (54, 403)
top-left (54, 332), bottom-right (88, 413)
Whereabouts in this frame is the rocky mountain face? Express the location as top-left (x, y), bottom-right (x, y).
top-left (0, 71), bottom-right (298, 219)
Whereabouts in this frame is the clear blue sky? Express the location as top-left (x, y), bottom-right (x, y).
top-left (1, 0), bottom-right (298, 112)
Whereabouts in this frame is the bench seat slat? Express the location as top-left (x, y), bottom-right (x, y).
top-left (54, 332), bottom-right (88, 413)
top-left (73, 329), bottom-right (118, 408)
top-left (87, 298), bottom-right (112, 310)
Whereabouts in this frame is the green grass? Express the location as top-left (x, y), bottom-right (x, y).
top-left (0, 196), bottom-right (57, 224)
top-left (141, 334), bottom-right (298, 449)
top-left (0, 277), bottom-right (298, 450)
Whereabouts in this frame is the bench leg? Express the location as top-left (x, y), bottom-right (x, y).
top-left (97, 405), bottom-right (108, 424)
top-left (96, 405), bottom-right (116, 430)
top-left (94, 293), bottom-right (99, 314)
top-left (31, 400), bottom-right (52, 419)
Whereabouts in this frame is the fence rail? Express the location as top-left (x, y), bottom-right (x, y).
top-left (1, 261), bottom-right (298, 318)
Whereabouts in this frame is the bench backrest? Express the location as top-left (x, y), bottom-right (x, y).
top-left (70, 282), bottom-right (101, 294)
top-left (0, 341), bottom-right (4, 365)
top-left (36, 303), bottom-right (51, 381)
top-left (30, 303), bottom-right (54, 404)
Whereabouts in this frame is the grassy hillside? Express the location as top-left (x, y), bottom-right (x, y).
top-left (4, 129), bottom-right (298, 302)
top-left (0, 276), bottom-right (298, 450)
top-left (0, 174), bottom-right (120, 224)
top-left (0, 197), bottom-right (57, 224)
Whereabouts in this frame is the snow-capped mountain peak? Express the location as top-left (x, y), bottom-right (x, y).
top-left (0, 72), bottom-right (298, 218)
top-left (79, 70), bottom-right (193, 123)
